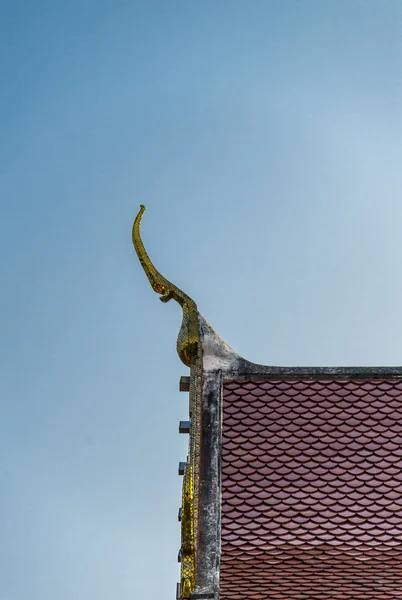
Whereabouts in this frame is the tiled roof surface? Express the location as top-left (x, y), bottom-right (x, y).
top-left (220, 379), bottom-right (402, 599)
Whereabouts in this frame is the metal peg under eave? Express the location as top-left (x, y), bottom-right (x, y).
top-left (179, 376), bottom-right (190, 392)
top-left (179, 420), bottom-right (190, 434)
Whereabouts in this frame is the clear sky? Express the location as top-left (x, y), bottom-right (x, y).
top-left (1, 1), bottom-right (402, 598)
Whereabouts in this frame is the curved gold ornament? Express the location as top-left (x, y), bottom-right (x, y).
top-left (132, 205), bottom-right (200, 366)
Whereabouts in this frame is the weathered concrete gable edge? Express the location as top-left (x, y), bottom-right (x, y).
top-left (192, 371), bottom-right (222, 598)
top-left (199, 313), bottom-right (402, 379)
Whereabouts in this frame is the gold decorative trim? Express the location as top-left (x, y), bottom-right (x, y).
top-left (132, 205), bottom-right (199, 596)
top-left (132, 205), bottom-right (199, 367)
top-left (180, 463), bottom-right (195, 596)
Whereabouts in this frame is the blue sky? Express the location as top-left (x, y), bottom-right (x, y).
top-left (1, 1), bottom-right (402, 598)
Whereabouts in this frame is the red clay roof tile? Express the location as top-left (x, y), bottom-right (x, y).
top-left (220, 379), bottom-right (402, 599)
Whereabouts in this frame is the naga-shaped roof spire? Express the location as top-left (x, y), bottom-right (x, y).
top-left (132, 205), bottom-right (200, 366)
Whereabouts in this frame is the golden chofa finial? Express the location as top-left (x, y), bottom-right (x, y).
top-left (132, 205), bottom-right (200, 367)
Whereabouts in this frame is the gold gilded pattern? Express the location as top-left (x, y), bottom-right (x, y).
top-left (132, 205), bottom-right (199, 366)
top-left (181, 463), bottom-right (195, 596)
top-left (189, 343), bottom-right (203, 556)
top-left (180, 345), bottom-right (203, 597)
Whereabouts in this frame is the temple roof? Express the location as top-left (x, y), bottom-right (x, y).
top-left (132, 206), bottom-right (402, 599)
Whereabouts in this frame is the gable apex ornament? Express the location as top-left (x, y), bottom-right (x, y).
top-left (132, 205), bottom-right (200, 367)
